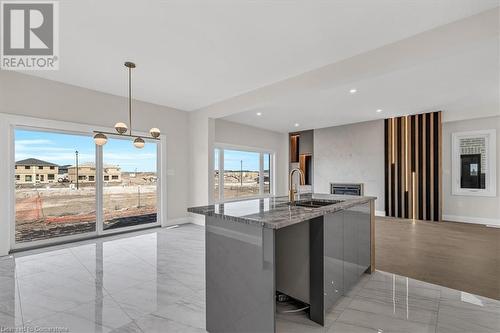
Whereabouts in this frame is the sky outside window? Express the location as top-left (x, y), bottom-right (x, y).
top-left (223, 150), bottom-right (259, 171)
top-left (16, 129), bottom-right (157, 171)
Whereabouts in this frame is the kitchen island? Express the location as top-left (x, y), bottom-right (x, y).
top-left (188, 193), bottom-right (376, 333)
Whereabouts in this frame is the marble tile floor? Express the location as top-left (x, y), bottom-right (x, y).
top-left (0, 224), bottom-right (498, 333)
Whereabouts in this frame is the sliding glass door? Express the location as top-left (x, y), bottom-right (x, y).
top-left (102, 137), bottom-right (158, 231)
top-left (13, 126), bottom-right (161, 249)
top-left (14, 129), bottom-right (97, 244)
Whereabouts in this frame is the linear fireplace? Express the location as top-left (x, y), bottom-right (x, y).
top-left (330, 183), bottom-right (363, 196)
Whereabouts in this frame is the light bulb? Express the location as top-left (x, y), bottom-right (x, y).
top-left (133, 137), bottom-right (145, 149)
top-left (93, 133), bottom-right (108, 146)
top-left (114, 122), bottom-right (128, 134)
top-left (149, 127), bottom-right (160, 139)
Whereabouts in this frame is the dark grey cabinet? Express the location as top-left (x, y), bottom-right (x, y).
top-left (323, 211), bottom-right (344, 312)
top-left (342, 209), bottom-right (358, 291)
top-left (325, 203), bottom-right (371, 306)
top-left (356, 203), bottom-right (371, 275)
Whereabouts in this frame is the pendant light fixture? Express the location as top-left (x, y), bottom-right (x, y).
top-left (93, 62), bottom-right (160, 148)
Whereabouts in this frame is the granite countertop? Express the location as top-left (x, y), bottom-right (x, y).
top-left (187, 193), bottom-right (376, 229)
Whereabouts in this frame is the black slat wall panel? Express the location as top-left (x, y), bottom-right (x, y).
top-left (384, 120), bottom-right (389, 215)
top-left (384, 111), bottom-right (442, 221)
top-left (397, 117), bottom-right (402, 218)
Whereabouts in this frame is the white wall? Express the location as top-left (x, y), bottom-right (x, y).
top-left (214, 119), bottom-right (288, 196)
top-left (187, 112), bottom-right (214, 206)
top-left (313, 120), bottom-right (385, 213)
top-left (0, 71), bottom-right (191, 255)
top-left (442, 116), bottom-right (500, 226)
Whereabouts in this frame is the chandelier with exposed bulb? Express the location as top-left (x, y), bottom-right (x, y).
top-left (93, 62), bottom-right (160, 148)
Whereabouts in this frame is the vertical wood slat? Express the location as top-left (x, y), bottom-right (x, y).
top-left (415, 115), bottom-right (419, 220)
top-left (405, 116), bottom-right (410, 219)
top-left (390, 119), bottom-right (395, 217)
top-left (422, 113), bottom-right (427, 220)
top-left (397, 117), bottom-right (402, 218)
top-left (426, 113), bottom-right (431, 220)
top-left (406, 116), bottom-right (410, 219)
top-left (384, 120), bottom-right (389, 216)
top-left (385, 111), bottom-right (441, 221)
top-left (418, 114), bottom-right (423, 219)
top-left (437, 112), bottom-right (442, 221)
top-left (401, 116), bottom-right (406, 218)
top-left (430, 114), bottom-right (434, 221)
top-left (410, 115), bottom-right (416, 219)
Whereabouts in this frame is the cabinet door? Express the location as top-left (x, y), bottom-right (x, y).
top-left (356, 203), bottom-right (371, 275)
top-left (324, 211), bottom-right (344, 311)
top-left (343, 209), bottom-right (358, 292)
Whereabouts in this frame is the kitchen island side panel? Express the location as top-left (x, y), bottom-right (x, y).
top-left (206, 216), bottom-right (276, 333)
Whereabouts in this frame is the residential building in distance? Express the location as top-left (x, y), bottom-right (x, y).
top-left (58, 164), bottom-right (71, 175)
top-left (15, 158), bottom-right (59, 184)
top-left (68, 163), bottom-right (121, 183)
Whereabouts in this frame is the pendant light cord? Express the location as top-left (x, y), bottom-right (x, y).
top-left (128, 66), bottom-right (132, 136)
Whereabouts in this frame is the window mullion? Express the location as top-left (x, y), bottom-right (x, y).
top-left (96, 143), bottom-right (103, 235)
top-left (259, 153), bottom-right (264, 195)
top-left (219, 149), bottom-right (224, 202)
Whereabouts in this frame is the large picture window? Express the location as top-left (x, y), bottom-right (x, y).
top-left (14, 129), bottom-right (97, 243)
top-left (214, 147), bottom-right (274, 202)
top-left (13, 125), bottom-right (162, 248)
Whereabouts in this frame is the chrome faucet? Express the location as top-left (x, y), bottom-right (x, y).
top-left (289, 168), bottom-right (305, 203)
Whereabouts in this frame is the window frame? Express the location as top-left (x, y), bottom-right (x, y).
top-left (213, 143), bottom-right (275, 203)
top-left (6, 114), bottom-right (166, 251)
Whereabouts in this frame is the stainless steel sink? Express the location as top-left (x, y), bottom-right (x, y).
top-left (292, 199), bottom-right (344, 208)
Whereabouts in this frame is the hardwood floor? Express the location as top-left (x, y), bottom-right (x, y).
top-left (375, 216), bottom-right (500, 300)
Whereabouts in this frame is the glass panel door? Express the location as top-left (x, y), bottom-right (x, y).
top-left (102, 137), bottom-right (158, 231)
top-left (14, 129), bottom-right (97, 244)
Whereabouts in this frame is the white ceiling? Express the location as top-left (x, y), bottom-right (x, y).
top-left (220, 7), bottom-right (500, 132)
top-left (25, 0), bottom-right (499, 113)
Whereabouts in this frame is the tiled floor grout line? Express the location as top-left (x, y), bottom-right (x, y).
top-left (115, 230), bottom-right (207, 295)
top-left (104, 231), bottom-right (205, 332)
top-left (14, 271), bottom-right (25, 328)
top-left (67, 247), bottom-right (144, 330)
top-left (434, 289), bottom-right (442, 333)
top-left (67, 234), bottom-right (205, 332)
top-left (18, 249), bottom-right (109, 327)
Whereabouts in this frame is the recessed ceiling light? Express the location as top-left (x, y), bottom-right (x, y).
top-left (376, 109), bottom-right (383, 113)
top-left (294, 123), bottom-right (300, 127)
top-left (256, 112), bottom-right (262, 116)
top-left (349, 88), bottom-right (357, 94)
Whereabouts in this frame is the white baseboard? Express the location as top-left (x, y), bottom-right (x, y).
top-left (375, 210), bottom-right (386, 217)
top-left (442, 214), bottom-right (500, 227)
top-left (165, 217), bottom-right (193, 227)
